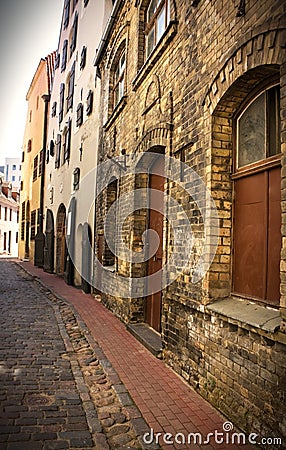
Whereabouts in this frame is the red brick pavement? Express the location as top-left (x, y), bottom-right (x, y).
top-left (19, 261), bottom-right (255, 450)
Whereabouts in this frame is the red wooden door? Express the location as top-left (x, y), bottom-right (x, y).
top-left (233, 166), bottom-right (281, 305)
top-left (145, 157), bottom-right (164, 332)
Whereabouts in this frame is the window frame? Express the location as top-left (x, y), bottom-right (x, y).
top-left (113, 50), bottom-right (126, 108)
top-left (67, 62), bottom-right (76, 111)
top-left (145, 0), bottom-right (170, 59)
top-left (234, 83), bottom-right (281, 178)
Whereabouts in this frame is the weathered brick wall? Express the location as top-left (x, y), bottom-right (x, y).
top-left (94, 0), bottom-right (286, 442)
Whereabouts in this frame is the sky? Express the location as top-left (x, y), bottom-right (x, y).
top-left (0, 0), bottom-right (64, 166)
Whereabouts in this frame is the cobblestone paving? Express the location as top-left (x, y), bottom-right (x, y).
top-left (0, 261), bottom-right (152, 449)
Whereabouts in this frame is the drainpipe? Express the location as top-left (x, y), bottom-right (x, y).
top-left (34, 93), bottom-right (50, 267)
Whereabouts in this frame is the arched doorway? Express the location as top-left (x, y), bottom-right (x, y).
top-left (56, 204), bottom-right (66, 276)
top-left (44, 209), bottom-right (54, 273)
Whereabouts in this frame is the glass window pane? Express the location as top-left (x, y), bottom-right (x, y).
top-left (268, 86), bottom-right (280, 157)
top-left (147, 0), bottom-right (159, 22)
top-left (146, 26), bottom-right (155, 58)
top-left (237, 92), bottom-right (266, 168)
top-left (157, 5), bottom-right (166, 42)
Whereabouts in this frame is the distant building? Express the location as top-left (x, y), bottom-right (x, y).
top-left (0, 178), bottom-right (19, 257)
top-left (19, 53), bottom-right (56, 263)
top-left (4, 157), bottom-right (21, 189)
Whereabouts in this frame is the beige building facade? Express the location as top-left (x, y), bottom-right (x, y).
top-left (43, 0), bottom-right (112, 288)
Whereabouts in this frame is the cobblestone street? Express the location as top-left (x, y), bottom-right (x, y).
top-left (0, 260), bottom-right (148, 449)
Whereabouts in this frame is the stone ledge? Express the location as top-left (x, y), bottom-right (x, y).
top-left (127, 323), bottom-right (162, 358)
top-left (207, 297), bottom-right (281, 333)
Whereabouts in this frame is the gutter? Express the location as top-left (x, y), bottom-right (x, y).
top-left (93, 0), bottom-right (123, 67)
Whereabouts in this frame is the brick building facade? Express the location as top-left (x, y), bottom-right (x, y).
top-left (94, 0), bottom-right (286, 443)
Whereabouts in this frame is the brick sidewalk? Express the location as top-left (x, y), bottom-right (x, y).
top-left (19, 261), bottom-right (255, 450)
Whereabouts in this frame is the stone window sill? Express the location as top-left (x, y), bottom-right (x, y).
top-left (132, 21), bottom-right (178, 92)
top-left (206, 297), bottom-right (281, 333)
top-left (103, 265), bottom-right (116, 273)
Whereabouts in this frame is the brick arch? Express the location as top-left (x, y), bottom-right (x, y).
top-left (135, 125), bottom-right (171, 154)
top-left (203, 27), bottom-right (286, 114)
top-left (207, 64), bottom-right (281, 301)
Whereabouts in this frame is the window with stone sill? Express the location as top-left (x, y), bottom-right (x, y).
top-left (63, 0), bottom-right (70, 29)
top-left (67, 62), bottom-right (75, 111)
top-left (51, 101), bottom-right (57, 117)
top-left (30, 210), bottom-right (36, 240)
top-left (86, 90), bottom-right (93, 115)
top-left (76, 102), bottom-right (84, 127)
top-left (145, 0), bottom-right (170, 59)
top-left (73, 167), bottom-right (80, 190)
top-left (70, 13), bottom-right (78, 57)
top-left (55, 134), bottom-right (62, 169)
top-left (61, 40), bottom-right (68, 72)
top-left (113, 51), bottom-right (126, 108)
top-left (33, 155), bottom-right (38, 181)
top-left (63, 119), bottom-right (71, 163)
top-left (59, 83), bottom-right (65, 123)
top-left (133, 0), bottom-right (176, 90)
top-left (80, 46), bottom-right (87, 70)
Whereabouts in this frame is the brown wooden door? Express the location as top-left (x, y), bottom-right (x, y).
top-left (233, 166), bottom-right (281, 305)
top-left (145, 157), bottom-right (164, 332)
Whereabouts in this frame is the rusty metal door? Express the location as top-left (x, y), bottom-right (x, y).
top-left (145, 156), bottom-right (164, 332)
top-left (233, 166), bottom-right (281, 305)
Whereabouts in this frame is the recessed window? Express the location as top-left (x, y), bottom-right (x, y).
top-left (61, 40), bottom-right (68, 72)
top-left (63, 0), bottom-right (70, 29)
top-left (67, 63), bottom-right (75, 111)
top-left (237, 85), bottom-right (280, 168)
top-left (38, 150), bottom-right (43, 177)
top-left (51, 101), bottom-right (57, 117)
top-left (114, 51), bottom-right (125, 107)
top-left (27, 139), bottom-right (32, 153)
top-left (73, 167), bottom-right (80, 190)
top-left (145, 0), bottom-right (170, 59)
top-left (59, 83), bottom-right (65, 123)
top-left (33, 155), bottom-right (38, 181)
top-left (86, 90), bottom-right (93, 115)
top-left (70, 13), bottom-right (78, 57)
top-left (80, 46), bottom-right (87, 70)
top-left (76, 103), bottom-right (84, 127)
top-left (31, 210), bottom-right (36, 240)
top-left (55, 134), bottom-right (62, 169)
top-left (55, 52), bottom-right (60, 69)
top-left (63, 120), bottom-right (71, 163)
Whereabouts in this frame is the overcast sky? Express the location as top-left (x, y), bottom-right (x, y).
top-left (0, 0), bottom-right (64, 166)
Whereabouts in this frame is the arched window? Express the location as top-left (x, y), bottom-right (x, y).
top-left (236, 85), bottom-right (280, 169)
top-left (233, 84), bottom-right (281, 305)
top-left (113, 51), bottom-right (126, 107)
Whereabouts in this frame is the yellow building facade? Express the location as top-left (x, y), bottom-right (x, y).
top-left (19, 55), bottom-right (55, 262)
